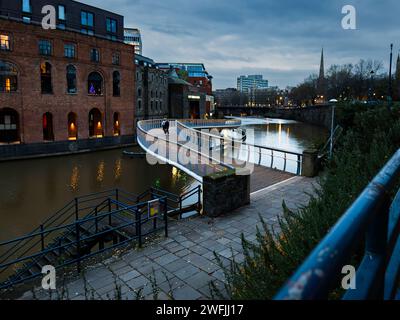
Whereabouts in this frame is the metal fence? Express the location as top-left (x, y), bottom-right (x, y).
top-left (274, 149), bottom-right (400, 300)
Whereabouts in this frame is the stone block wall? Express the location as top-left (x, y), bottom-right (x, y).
top-left (202, 170), bottom-right (250, 217)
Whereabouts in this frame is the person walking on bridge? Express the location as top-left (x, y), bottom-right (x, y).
top-left (165, 120), bottom-right (170, 135)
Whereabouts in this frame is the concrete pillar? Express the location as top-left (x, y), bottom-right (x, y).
top-left (301, 149), bottom-right (319, 177)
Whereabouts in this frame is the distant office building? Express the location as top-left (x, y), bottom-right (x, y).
top-left (124, 28), bottom-right (142, 55)
top-left (237, 75), bottom-right (269, 92)
top-left (157, 63), bottom-right (214, 114)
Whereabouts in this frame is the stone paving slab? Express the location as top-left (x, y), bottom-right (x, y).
top-left (20, 176), bottom-right (317, 301)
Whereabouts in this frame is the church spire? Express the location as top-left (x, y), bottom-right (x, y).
top-left (317, 48), bottom-right (326, 98)
top-left (319, 48), bottom-right (325, 80)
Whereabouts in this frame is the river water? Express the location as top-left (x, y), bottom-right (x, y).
top-left (0, 118), bottom-right (327, 241)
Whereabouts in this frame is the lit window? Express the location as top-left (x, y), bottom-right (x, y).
top-left (88, 72), bottom-right (103, 95)
top-left (0, 35), bottom-right (10, 51)
top-left (0, 60), bottom-right (18, 92)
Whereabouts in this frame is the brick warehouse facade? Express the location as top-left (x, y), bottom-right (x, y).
top-left (0, 17), bottom-right (135, 145)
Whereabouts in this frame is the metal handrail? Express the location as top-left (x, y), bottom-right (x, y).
top-left (176, 120), bottom-right (302, 174)
top-left (274, 149), bottom-right (400, 300)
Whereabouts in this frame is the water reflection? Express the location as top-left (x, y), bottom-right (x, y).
top-left (69, 165), bottom-right (80, 192)
top-left (96, 161), bottom-right (105, 183)
top-left (114, 159), bottom-right (122, 181)
top-left (0, 148), bottom-right (198, 241)
top-left (0, 119), bottom-right (326, 241)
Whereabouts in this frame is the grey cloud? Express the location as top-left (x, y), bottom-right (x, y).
top-left (83, 0), bottom-right (400, 88)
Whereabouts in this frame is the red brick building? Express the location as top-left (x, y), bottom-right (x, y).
top-left (0, 18), bottom-right (135, 144)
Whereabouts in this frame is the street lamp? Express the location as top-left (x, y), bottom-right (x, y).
top-left (388, 44), bottom-right (394, 109)
top-left (329, 99), bottom-right (338, 159)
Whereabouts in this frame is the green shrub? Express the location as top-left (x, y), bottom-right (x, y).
top-left (213, 104), bottom-right (400, 300)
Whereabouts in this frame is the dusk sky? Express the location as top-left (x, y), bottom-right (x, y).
top-left (85, 0), bottom-right (399, 89)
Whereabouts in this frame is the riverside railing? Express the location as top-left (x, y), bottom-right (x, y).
top-left (136, 120), bottom-right (233, 181)
top-left (0, 196), bottom-right (168, 290)
top-left (274, 149), bottom-right (400, 300)
top-left (176, 120), bottom-right (303, 175)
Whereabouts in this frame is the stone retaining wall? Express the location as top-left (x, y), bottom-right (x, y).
top-left (203, 170), bottom-right (250, 217)
top-left (0, 135), bottom-right (136, 161)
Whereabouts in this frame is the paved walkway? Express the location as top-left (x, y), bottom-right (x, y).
top-left (20, 176), bottom-right (317, 300)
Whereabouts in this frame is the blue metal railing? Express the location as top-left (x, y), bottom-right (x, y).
top-left (274, 149), bottom-right (400, 300)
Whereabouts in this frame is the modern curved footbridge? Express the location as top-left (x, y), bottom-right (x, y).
top-left (136, 118), bottom-right (304, 184)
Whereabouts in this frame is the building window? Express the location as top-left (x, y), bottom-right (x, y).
top-left (113, 113), bottom-right (120, 136)
top-left (39, 40), bottom-right (52, 56)
top-left (67, 65), bottom-right (77, 94)
top-left (138, 99), bottom-right (141, 110)
top-left (68, 112), bottom-right (77, 140)
top-left (22, 16), bottom-right (31, 24)
top-left (151, 100), bottom-right (153, 110)
top-left (22, 0), bottom-right (31, 13)
top-left (81, 29), bottom-right (94, 36)
top-left (58, 5), bottom-right (66, 20)
top-left (0, 61), bottom-right (18, 93)
top-left (43, 112), bottom-right (54, 141)
top-left (40, 62), bottom-right (52, 94)
top-left (137, 88), bottom-right (142, 97)
top-left (90, 49), bottom-right (100, 62)
top-left (106, 35), bottom-right (117, 41)
top-left (88, 72), bottom-right (103, 95)
top-left (0, 35), bottom-right (11, 51)
top-left (81, 11), bottom-right (94, 35)
top-left (0, 108), bottom-right (20, 143)
top-left (112, 53), bottom-right (120, 65)
top-left (81, 11), bottom-right (94, 27)
top-left (88, 108), bottom-right (103, 138)
top-left (106, 18), bottom-right (117, 34)
top-left (113, 71), bottom-right (120, 96)
top-left (64, 44), bottom-right (76, 58)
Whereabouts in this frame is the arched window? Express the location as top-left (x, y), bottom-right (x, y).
top-left (88, 108), bottom-right (103, 138)
top-left (66, 65), bottom-right (77, 93)
top-left (113, 112), bottom-right (120, 136)
top-left (137, 87), bottom-right (142, 97)
top-left (0, 61), bottom-right (18, 92)
top-left (40, 62), bottom-right (53, 94)
top-left (43, 112), bottom-right (54, 141)
top-left (0, 108), bottom-right (20, 143)
top-left (138, 99), bottom-right (142, 110)
top-left (88, 72), bottom-right (103, 95)
top-left (68, 112), bottom-right (77, 140)
top-left (113, 71), bottom-right (120, 96)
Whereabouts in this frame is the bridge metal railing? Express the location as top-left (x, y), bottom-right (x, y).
top-left (137, 120), bottom-right (233, 181)
top-left (176, 120), bottom-right (303, 175)
top-left (274, 149), bottom-right (400, 300)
